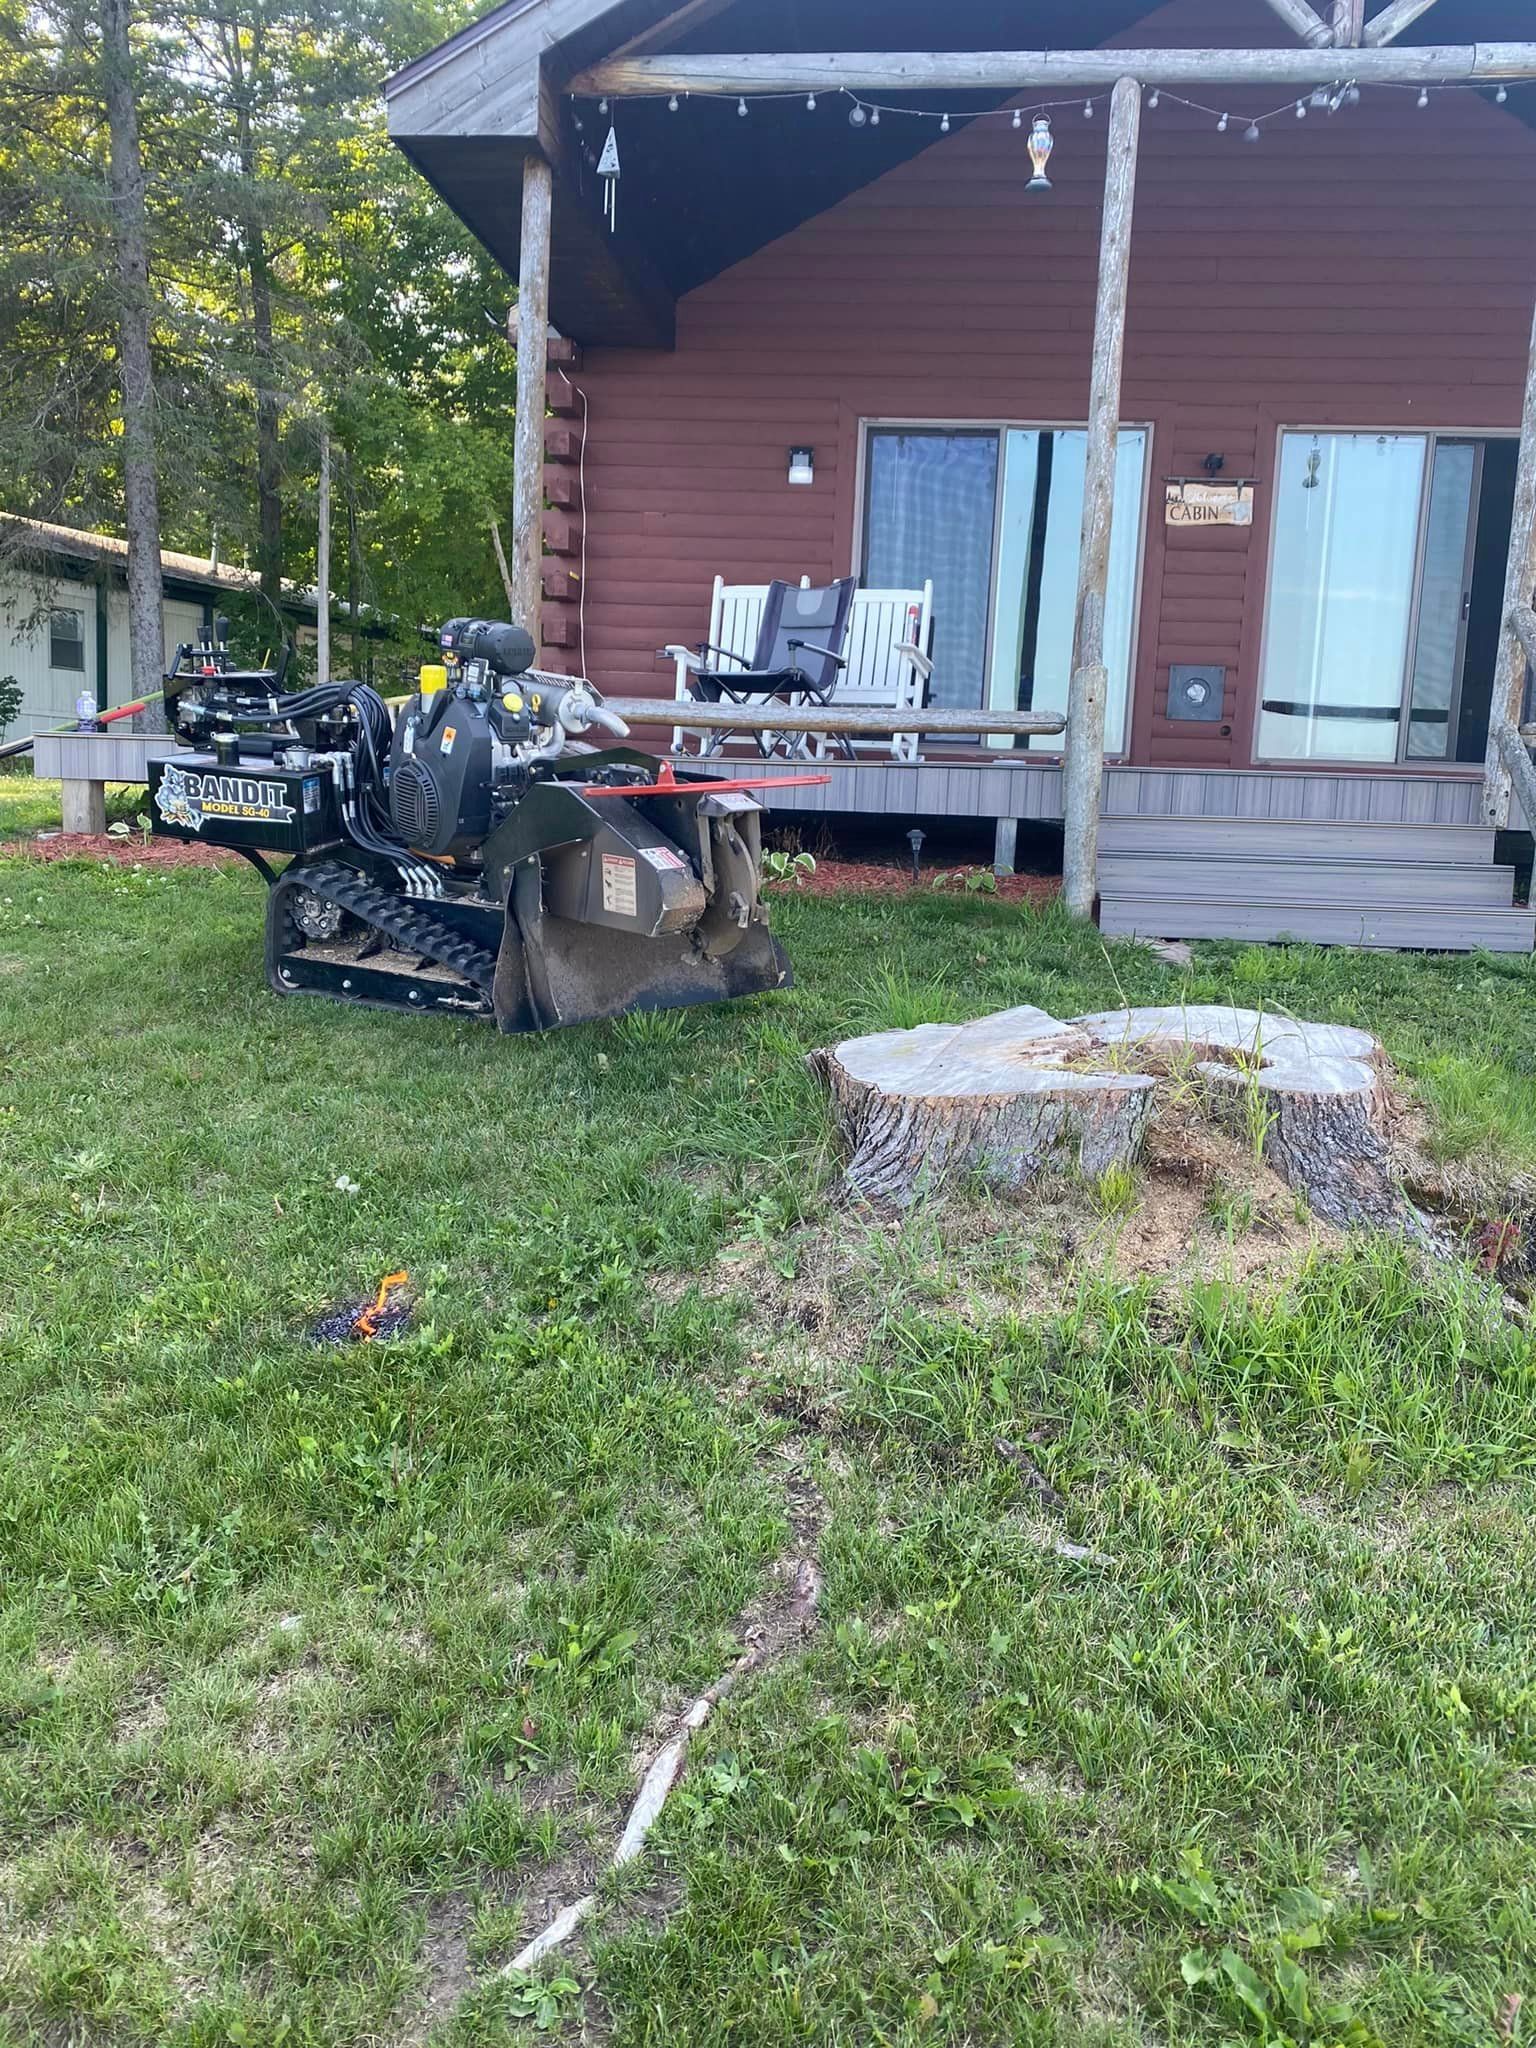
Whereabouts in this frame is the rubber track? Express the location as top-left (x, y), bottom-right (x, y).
top-left (281, 859), bottom-right (498, 1000)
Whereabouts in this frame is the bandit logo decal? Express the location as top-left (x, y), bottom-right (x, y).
top-left (155, 763), bottom-right (297, 834)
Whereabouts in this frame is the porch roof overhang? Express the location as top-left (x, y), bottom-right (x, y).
top-left (385, 0), bottom-right (1536, 349)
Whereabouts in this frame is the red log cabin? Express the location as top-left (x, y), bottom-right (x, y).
top-left (387, 0), bottom-right (1536, 950)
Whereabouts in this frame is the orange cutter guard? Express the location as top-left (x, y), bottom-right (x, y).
top-left (576, 762), bottom-right (833, 800)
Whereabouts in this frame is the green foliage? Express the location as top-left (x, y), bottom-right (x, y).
top-left (0, 675), bottom-right (23, 738)
top-left (0, 0), bottom-right (515, 643)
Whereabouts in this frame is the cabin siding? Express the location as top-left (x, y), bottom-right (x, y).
top-left (550, 0), bottom-right (1536, 772)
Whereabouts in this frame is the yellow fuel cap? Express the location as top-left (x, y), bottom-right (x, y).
top-left (502, 690), bottom-right (524, 713)
top-left (419, 664), bottom-right (448, 695)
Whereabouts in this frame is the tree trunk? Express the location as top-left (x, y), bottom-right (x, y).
top-left (807, 1006), bottom-right (1159, 1205)
top-left (347, 461), bottom-right (361, 673)
top-left (315, 428), bottom-right (330, 684)
top-left (230, 21), bottom-right (282, 608)
top-left (100, 0), bottom-right (164, 711)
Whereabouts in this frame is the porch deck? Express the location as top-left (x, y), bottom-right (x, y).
top-left (738, 756), bottom-right (1534, 951)
top-left (740, 757), bottom-right (1488, 828)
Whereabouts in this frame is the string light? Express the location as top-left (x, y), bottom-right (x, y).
top-left (582, 76), bottom-right (1523, 153)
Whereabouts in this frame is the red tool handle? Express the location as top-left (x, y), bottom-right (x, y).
top-left (578, 772), bottom-right (833, 799)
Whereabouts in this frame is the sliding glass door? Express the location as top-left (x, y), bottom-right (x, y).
top-left (861, 422), bottom-right (1149, 750)
top-left (987, 428), bottom-right (1147, 753)
top-left (1257, 431), bottom-right (1487, 764)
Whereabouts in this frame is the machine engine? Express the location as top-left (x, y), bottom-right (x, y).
top-left (147, 615), bottom-right (793, 1031)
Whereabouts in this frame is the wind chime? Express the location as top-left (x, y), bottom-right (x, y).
top-left (598, 117), bottom-right (620, 231)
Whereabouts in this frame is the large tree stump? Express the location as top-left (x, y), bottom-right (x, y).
top-left (811, 1002), bottom-right (1412, 1228)
top-left (805, 1005), bottom-right (1159, 1205)
top-left (1074, 1005), bottom-right (1402, 1230)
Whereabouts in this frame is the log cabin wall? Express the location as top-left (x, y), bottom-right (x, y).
top-left (548, 0), bottom-right (1536, 771)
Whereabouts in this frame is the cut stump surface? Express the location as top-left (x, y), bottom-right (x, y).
top-left (810, 1002), bottom-right (1409, 1229)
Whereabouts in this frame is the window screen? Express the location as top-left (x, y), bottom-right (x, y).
top-left (49, 608), bottom-right (85, 672)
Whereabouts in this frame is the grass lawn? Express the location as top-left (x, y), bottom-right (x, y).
top-left (3, 795), bottom-right (1536, 2045)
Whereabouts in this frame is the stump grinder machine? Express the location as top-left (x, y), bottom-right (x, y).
top-left (149, 617), bottom-right (808, 1031)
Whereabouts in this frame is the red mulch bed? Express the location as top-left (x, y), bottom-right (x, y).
top-left (781, 859), bottom-right (1059, 902)
top-left (1, 832), bottom-right (241, 869)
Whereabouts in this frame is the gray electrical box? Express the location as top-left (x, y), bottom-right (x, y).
top-left (1168, 664), bottom-right (1226, 722)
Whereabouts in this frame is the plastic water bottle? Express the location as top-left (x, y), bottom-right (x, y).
top-left (75, 688), bottom-right (99, 733)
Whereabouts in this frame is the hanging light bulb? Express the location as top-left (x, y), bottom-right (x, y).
top-left (939, 112), bottom-right (950, 132)
top-left (1148, 89), bottom-right (1160, 110)
top-left (1083, 98), bottom-right (1095, 118)
top-left (1417, 87), bottom-right (1430, 108)
top-left (1497, 84), bottom-right (1509, 103)
top-left (1347, 84), bottom-right (1361, 104)
top-left (598, 97), bottom-right (608, 113)
top-left (848, 102), bottom-right (867, 127)
top-left (667, 93), bottom-right (679, 112)
top-left (1012, 108), bottom-right (1022, 130)
top-left (870, 106), bottom-right (881, 125)
top-left (1243, 119), bottom-right (1261, 141)
top-left (1217, 111), bottom-right (1229, 132)
top-left (1295, 98), bottom-right (1307, 118)
top-left (806, 92), bottom-right (816, 111)
top-left (737, 96), bottom-right (748, 117)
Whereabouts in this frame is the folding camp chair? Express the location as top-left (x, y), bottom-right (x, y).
top-left (666, 577), bottom-right (858, 760)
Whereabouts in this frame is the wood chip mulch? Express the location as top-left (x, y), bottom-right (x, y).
top-left (781, 860), bottom-right (1059, 902)
top-left (1, 833), bottom-right (240, 869)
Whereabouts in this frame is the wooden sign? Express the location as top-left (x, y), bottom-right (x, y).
top-left (1165, 480), bottom-right (1255, 528)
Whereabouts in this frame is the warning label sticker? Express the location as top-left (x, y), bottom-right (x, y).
top-left (639, 845), bottom-right (687, 872)
top-left (601, 853), bottom-right (638, 917)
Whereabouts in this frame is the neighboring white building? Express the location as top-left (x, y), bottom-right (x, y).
top-left (0, 516), bottom-right (302, 741)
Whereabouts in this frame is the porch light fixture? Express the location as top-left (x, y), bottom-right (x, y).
top-left (848, 102), bottom-right (867, 127)
top-left (1243, 120), bottom-right (1262, 142)
top-left (1026, 116), bottom-right (1054, 191)
top-left (787, 447), bottom-right (815, 487)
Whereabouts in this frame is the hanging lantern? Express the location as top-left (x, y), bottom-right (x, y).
top-left (1026, 114), bottom-right (1054, 191)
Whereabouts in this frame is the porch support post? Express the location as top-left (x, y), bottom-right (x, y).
top-left (1362, 0), bottom-right (1441, 47)
top-left (1482, 295), bottom-right (1536, 829)
top-left (1062, 75), bottom-right (1140, 920)
top-left (512, 152), bottom-right (553, 646)
top-left (1258, 0), bottom-right (1335, 46)
top-left (1331, 0), bottom-right (1365, 45)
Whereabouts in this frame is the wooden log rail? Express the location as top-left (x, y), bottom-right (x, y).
top-left (570, 43), bottom-right (1536, 97)
top-left (606, 699), bottom-right (1067, 739)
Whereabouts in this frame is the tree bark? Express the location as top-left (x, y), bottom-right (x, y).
top-left (315, 427), bottom-right (330, 684)
top-left (346, 459), bottom-right (361, 672)
top-left (807, 1007), bottom-right (1159, 1205)
top-left (100, 0), bottom-right (164, 711)
top-left (228, 19), bottom-right (282, 607)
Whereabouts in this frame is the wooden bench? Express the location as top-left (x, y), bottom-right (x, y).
top-left (31, 733), bottom-right (188, 835)
top-left (670, 576), bottom-right (934, 762)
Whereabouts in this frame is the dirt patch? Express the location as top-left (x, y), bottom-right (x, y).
top-left (394, 1894), bottom-right (475, 2048)
top-left (770, 859), bottom-right (1057, 903)
top-left (1, 832), bottom-right (241, 869)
